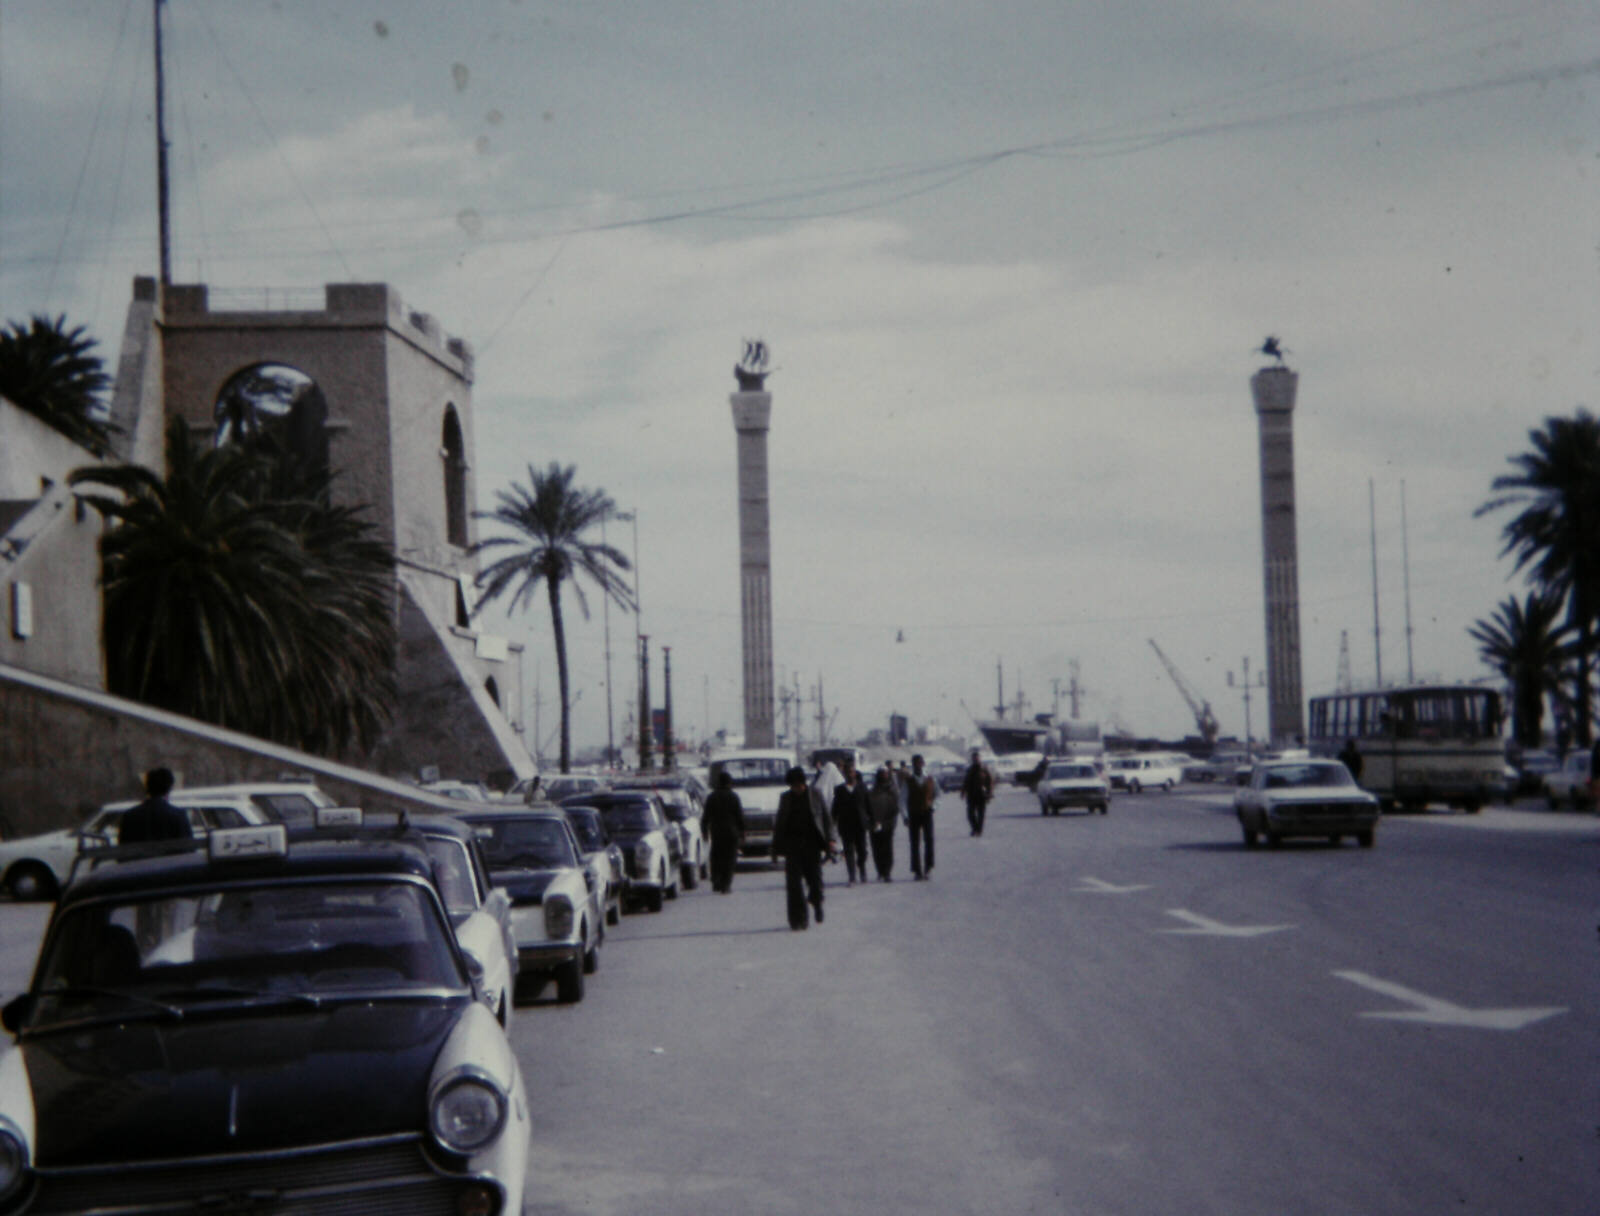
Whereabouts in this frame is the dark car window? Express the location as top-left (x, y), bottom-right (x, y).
top-left (469, 817), bottom-right (579, 869)
top-left (565, 810), bottom-right (607, 851)
top-left (422, 835), bottom-right (481, 913)
top-left (250, 792), bottom-right (320, 826)
top-left (1262, 763), bottom-right (1352, 789)
top-left (1048, 765), bottom-right (1094, 779)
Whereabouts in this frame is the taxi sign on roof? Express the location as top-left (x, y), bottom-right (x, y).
top-left (208, 824), bottom-right (288, 860)
top-left (316, 806), bottom-right (364, 828)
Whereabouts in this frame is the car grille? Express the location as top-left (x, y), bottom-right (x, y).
top-left (30, 1135), bottom-right (475, 1215)
top-left (1285, 801), bottom-right (1368, 817)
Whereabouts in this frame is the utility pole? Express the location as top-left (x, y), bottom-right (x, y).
top-left (153, 0), bottom-right (173, 287)
top-left (1401, 479), bottom-right (1415, 684)
top-left (1069, 660), bottom-right (1082, 720)
top-left (661, 646), bottom-right (675, 771)
top-left (994, 660), bottom-right (1005, 720)
top-left (638, 635), bottom-right (653, 772)
top-left (814, 674), bottom-right (829, 748)
top-left (1369, 478), bottom-right (1384, 689)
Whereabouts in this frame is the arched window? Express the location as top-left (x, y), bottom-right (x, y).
top-left (442, 408), bottom-right (468, 548)
top-left (213, 363), bottom-right (329, 481)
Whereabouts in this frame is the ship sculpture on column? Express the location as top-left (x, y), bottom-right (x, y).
top-left (730, 341), bottom-right (777, 748)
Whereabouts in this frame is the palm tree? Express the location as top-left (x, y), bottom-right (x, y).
top-left (0, 314), bottom-right (116, 455)
top-left (69, 420), bottom-right (396, 755)
top-left (1476, 409), bottom-right (1600, 746)
top-left (1468, 591), bottom-right (1573, 747)
top-left (473, 463), bottom-right (634, 774)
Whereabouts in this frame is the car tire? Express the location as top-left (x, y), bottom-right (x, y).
top-left (556, 955), bottom-right (585, 1003)
top-left (582, 935), bottom-right (599, 975)
top-left (681, 862), bottom-right (697, 891)
top-left (664, 868), bottom-right (679, 900)
top-left (1162, 780), bottom-right (1173, 792)
top-left (1241, 822), bottom-right (1258, 848)
top-left (1098, 803), bottom-right (1109, 815)
top-left (513, 974), bottom-right (546, 1005)
top-left (606, 901), bottom-right (620, 926)
top-left (1130, 779), bottom-right (1142, 794)
top-left (1266, 828), bottom-right (1282, 848)
top-left (1356, 829), bottom-right (1375, 848)
top-left (646, 886), bottom-right (664, 913)
top-left (5, 862), bottom-right (57, 902)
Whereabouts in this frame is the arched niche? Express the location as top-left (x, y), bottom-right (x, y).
top-left (442, 406), bottom-right (469, 548)
top-left (212, 363), bottom-right (330, 480)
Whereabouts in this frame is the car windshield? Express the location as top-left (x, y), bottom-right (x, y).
top-left (1261, 763), bottom-right (1353, 789)
top-left (564, 812), bottom-right (606, 851)
top-left (598, 802), bottom-right (658, 832)
top-left (712, 758), bottom-right (790, 786)
top-left (29, 879), bottom-right (463, 1026)
top-left (1049, 765), bottom-right (1094, 779)
top-left (469, 817), bottom-right (577, 869)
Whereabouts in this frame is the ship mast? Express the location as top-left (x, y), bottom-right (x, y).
top-left (153, 0), bottom-right (173, 286)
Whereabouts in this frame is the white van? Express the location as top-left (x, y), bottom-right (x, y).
top-left (1105, 754), bottom-right (1186, 793)
top-left (1544, 751), bottom-right (1594, 809)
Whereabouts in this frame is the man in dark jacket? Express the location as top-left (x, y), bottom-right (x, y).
top-left (961, 750), bottom-right (994, 837)
top-left (772, 766), bottom-right (835, 929)
top-left (830, 760), bottom-right (871, 884)
top-left (117, 767), bottom-right (193, 843)
top-left (702, 770), bottom-right (746, 894)
top-left (906, 754), bottom-right (938, 879)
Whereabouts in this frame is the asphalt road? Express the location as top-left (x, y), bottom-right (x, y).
top-left (1, 787), bottom-right (1592, 1214)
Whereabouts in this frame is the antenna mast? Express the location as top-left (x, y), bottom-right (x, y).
top-left (1401, 479), bottom-right (1415, 683)
top-left (1369, 478), bottom-right (1383, 688)
top-left (153, 0), bottom-right (173, 287)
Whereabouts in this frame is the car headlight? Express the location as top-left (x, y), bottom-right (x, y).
top-left (0, 1119), bottom-right (30, 1200)
top-left (634, 841), bottom-right (654, 867)
top-left (544, 894), bottom-right (574, 939)
top-left (430, 1070), bottom-right (508, 1154)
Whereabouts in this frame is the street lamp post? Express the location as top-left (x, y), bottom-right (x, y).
top-left (602, 510), bottom-right (636, 770)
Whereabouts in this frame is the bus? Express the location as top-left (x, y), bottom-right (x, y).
top-left (1307, 684), bottom-right (1505, 812)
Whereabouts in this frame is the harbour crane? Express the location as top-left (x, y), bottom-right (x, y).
top-left (1147, 639), bottom-right (1220, 746)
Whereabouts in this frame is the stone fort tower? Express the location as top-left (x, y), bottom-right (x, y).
top-left (1251, 359), bottom-right (1305, 746)
top-left (147, 278), bottom-right (533, 784)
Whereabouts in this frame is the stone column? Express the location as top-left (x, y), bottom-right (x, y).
top-left (1251, 365), bottom-right (1305, 746)
top-left (730, 388), bottom-right (776, 748)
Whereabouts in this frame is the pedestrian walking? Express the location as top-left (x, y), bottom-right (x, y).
top-left (961, 749), bottom-right (995, 837)
top-left (1338, 739), bottom-right (1364, 782)
top-left (906, 754), bottom-right (937, 879)
top-left (117, 767), bottom-right (193, 843)
top-left (830, 760), bottom-right (871, 884)
top-left (868, 766), bottom-right (899, 880)
top-left (702, 770), bottom-right (746, 893)
top-left (772, 766), bottom-right (836, 929)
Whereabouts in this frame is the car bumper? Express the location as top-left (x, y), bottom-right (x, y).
top-left (1254, 806), bottom-right (1379, 835)
top-left (1042, 789), bottom-right (1107, 807)
top-left (516, 941), bottom-right (583, 973)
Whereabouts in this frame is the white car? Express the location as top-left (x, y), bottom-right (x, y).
top-left (1544, 751), bottom-right (1594, 809)
top-left (0, 782), bottom-right (335, 901)
top-left (561, 804), bottom-right (625, 926)
top-left (706, 749), bottom-right (796, 856)
top-left (1234, 759), bottom-right (1380, 848)
top-left (460, 809), bottom-right (603, 1004)
top-left (1037, 761), bottom-right (1110, 815)
top-left (612, 777), bottom-right (707, 889)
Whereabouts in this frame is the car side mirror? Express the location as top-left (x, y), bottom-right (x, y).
top-left (2, 994), bottom-right (34, 1035)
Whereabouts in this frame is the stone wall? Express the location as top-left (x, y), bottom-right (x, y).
top-left (0, 662), bottom-right (495, 838)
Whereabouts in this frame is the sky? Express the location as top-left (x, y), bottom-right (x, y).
top-left (2, 0), bottom-right (1597, 759)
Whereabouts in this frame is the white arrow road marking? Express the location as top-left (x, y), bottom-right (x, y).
top-left (1075, 876), bottom-right (1152, 894)
top-left (1157, 909), bottom-right (1295, 937)
top-left (1332, 971), bottom-right (1568, 1031)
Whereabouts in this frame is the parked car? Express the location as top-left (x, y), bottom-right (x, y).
top-left (613, 777), bottom-right (706, 889)
top-left (1543, 750), bottom-right (1594, 809)
top-left (537, 774), bottom-right (611, 804)
top-left (706, 750), bottom-right (795, 856)
top-left (457, 809), bottom-right (602, 1004)
top-left (0, 823), bottom-right (530, 1212)
top-left (565, 791), bottom-right (680, 911)
top-left (1507, 748), bottom-right (1560, 796)
top-left (934, 761), bottom-right (968, 792)
top-left (1189, 750), bottom-right (1249, 783)
top-left (562, 804), bottom-right (625, 926)
top-left (1234, 759), bottom-right (1380, 848)
top-left (1037, 761), bottom-right (1110, 815)
top-left (0, 781), bottom-right (336, 902)
top-left (419, 779), bottom-right (492, 803)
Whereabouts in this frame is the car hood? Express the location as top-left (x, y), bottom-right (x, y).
top-left (491, 868), bottom-right (562, 904)
top-left (20, 999), bottom-right (465, 1167)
